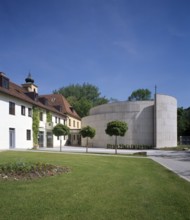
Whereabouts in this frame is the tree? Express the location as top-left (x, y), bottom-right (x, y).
top-left (52, 124), bottom-right (70, 152)
top-left (69, 97), bottom-right (93, 118)
top-left (177, 107), bottom-right (190, 139)
top-left (80, 126), bottom-right (96, 153)
top-left (54, 83), bottom-right (109, 117)
top-left (128, 89), bottom-right (151, 101)
top-left (105, 121), bottom-right (128, 154)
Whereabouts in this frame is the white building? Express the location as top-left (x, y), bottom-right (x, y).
top-left (39, 94), bottom-right (81, 146)
top-left (0, 72), bottom-right (81, 149)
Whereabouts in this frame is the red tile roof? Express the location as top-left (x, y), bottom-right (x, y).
top-left (0, 81), bottom-right (67, 118)
top-left (39, 94), bottom-right (81, 120)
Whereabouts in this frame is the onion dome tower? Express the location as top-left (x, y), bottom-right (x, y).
top-left (25, 72), bottom-right (34, 84)
top-left (22, 72), bottom-right (38, 93)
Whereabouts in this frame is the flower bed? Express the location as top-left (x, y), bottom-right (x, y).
top-left (0, 161), bottom-right (70, 181)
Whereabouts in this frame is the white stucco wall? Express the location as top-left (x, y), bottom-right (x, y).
top-left (0, 94), bottom-right (33, 149)
top-left (38, 113), bottom-right (67, 148)
top-left (82, 101), bottom-right (154, 148)
top-left (155, 94), bottom-right (177, 148)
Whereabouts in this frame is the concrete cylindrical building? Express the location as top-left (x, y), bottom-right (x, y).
top-left (154, 94), bottom-right (177, 148)
top-left (81, 94), bottom-right (177, 148)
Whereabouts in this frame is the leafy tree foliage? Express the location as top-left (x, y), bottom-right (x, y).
top-left (80, 126), bottom-right (96, 152)
top-left (105, 121), bottom-right (128, 154)
top-left (128, 89), bottom-right (151, 101)
top-left (53, 124), bottom-right (70, 137)
top-left (52, 124), bottom-right (70, 151)
top-left (68, 97), bottom-right (92, 118)
top-left (32, 107), bottom-right (40, 147)
top-left (177, 107), bottom-right (190, 138)
top-left (54, 83), bottom-right (108, 118)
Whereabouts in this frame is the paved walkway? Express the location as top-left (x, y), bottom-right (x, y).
top-left (4, 146), bottom-right (190, 182)
top-left (148, 151), bottom-right (190, 182)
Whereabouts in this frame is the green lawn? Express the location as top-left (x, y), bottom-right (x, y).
top-left (0, 151), bottom-right (190, 220)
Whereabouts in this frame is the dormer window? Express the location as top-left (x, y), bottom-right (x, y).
top-left (0, 73), bottom-right (9, 89)
top-left (39, 97), bottom-right (48, 105)
top-left (2, 77), bottom-right (9, 89)
top-left (70, 106), bottom-right (74, 112)
top-left (55, 105), bottom-right (62, 112)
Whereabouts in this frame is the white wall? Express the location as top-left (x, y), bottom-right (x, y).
top-left (0, 93), bottom-right (70, 149)
top-left (66, 116), bottom-right (81, 129)
top-left (38, 113), bottom-right (67, 148)
top-left (0, 94), bottom-right (33, 149)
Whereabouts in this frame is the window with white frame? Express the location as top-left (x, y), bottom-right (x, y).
top-left (26, 130), bottom-right (31, 140)
top-left (40, 112), bottom-right (43, 121)
top-left (28, 108), bottom-right (32, 117)
top-left (21, 105), bottom-right (25, 115)
top-left (9, 102), bottom-right (15, 115)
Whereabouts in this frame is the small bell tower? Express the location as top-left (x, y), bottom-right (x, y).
top-left (22, 73), bottom-right (38, 93)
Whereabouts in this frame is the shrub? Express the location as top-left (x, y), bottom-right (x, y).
top-left (107, 144), bottom-right (154, 150)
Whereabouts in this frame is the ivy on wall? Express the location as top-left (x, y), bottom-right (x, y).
top-left (32, 107), bottom-right (40, 146)
top-left (46, 111), bottom-right (52, 123)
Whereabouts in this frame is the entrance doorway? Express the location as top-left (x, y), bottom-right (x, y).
top-left (47, 132), bottom-right (53, 147)
top-left (38, 131), bottom-right (44, 147)
top-left (9, 128), bottom-right (15, 149)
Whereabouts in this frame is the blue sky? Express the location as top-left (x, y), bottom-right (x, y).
top-left (0, 0), bottom-right (190, 107)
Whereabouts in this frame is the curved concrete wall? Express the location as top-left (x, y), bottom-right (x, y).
top-left (82, 101), bottom-right (154, 148)
top-left (82, 94), bottom-right (177, 148)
